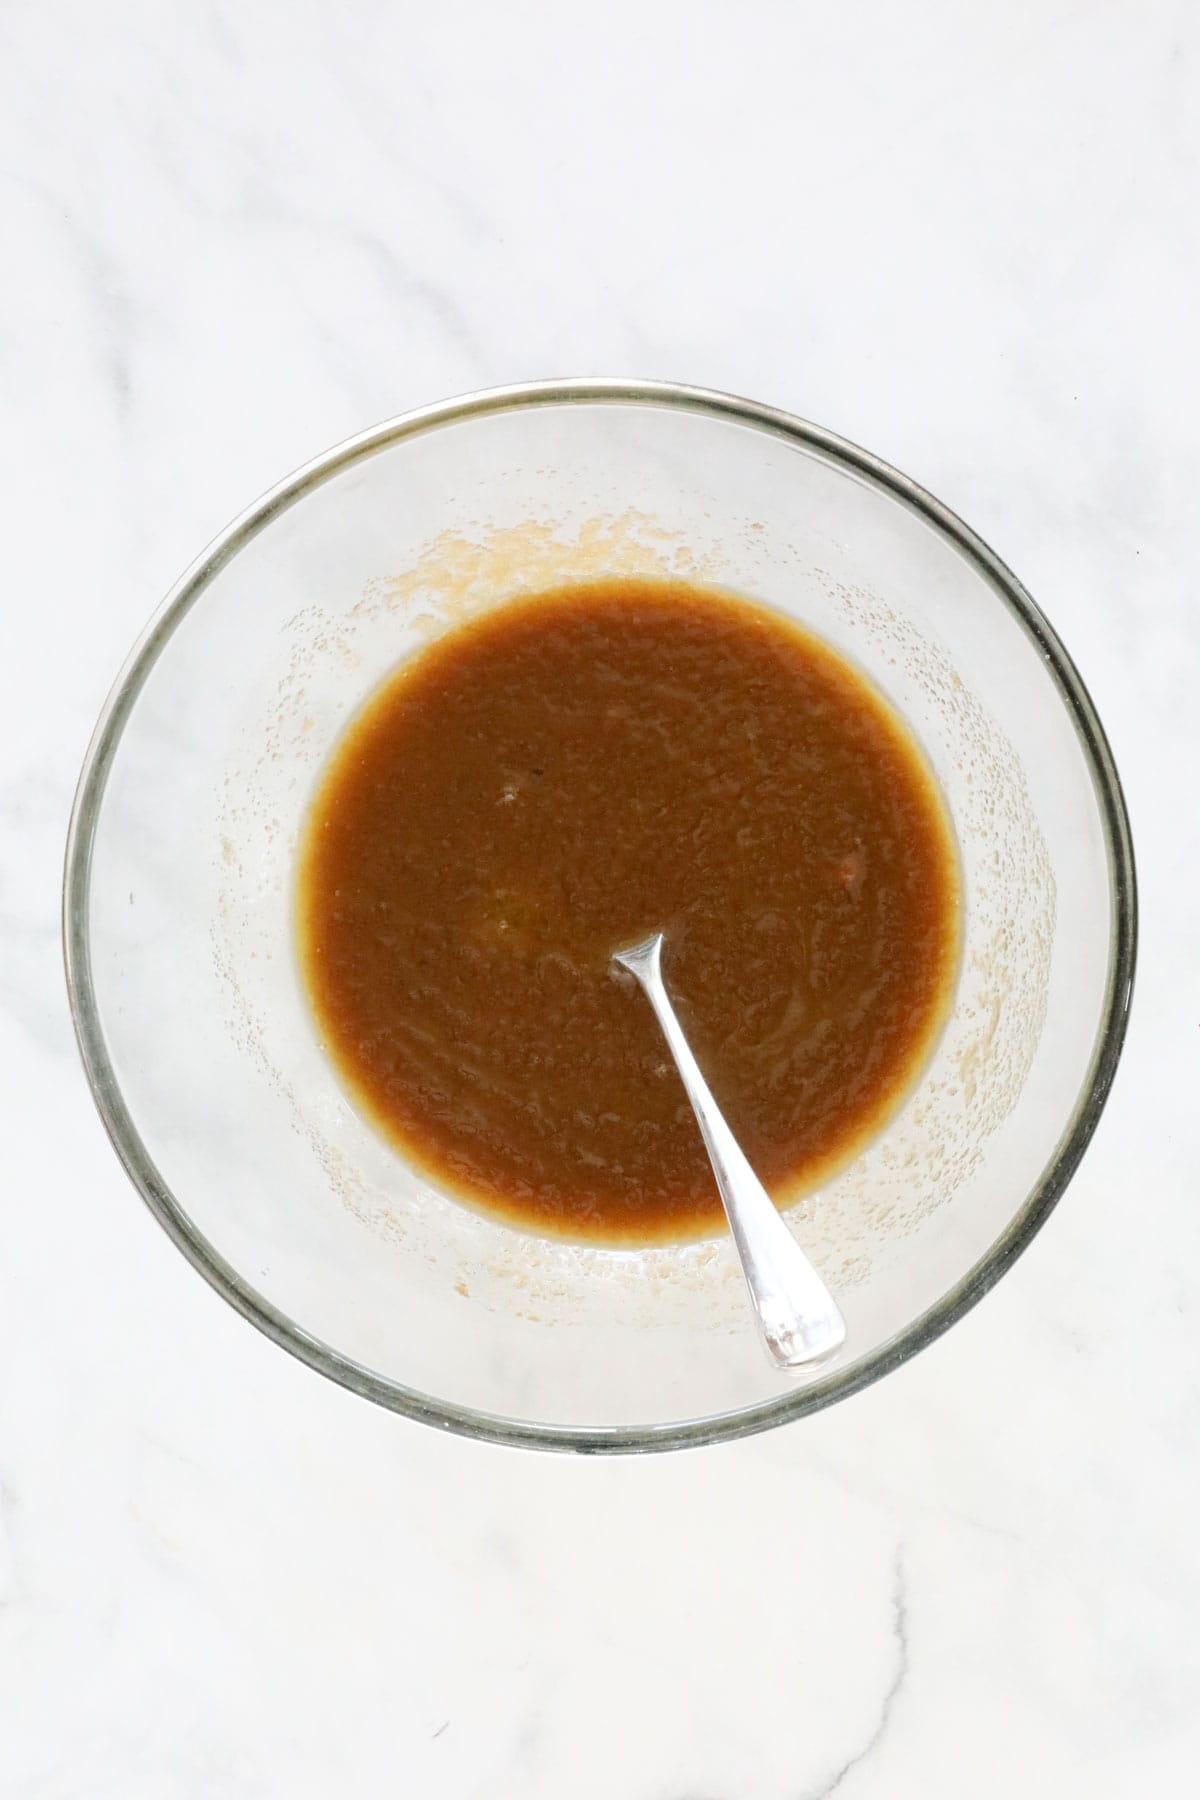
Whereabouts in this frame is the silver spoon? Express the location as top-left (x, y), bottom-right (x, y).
top-left (612, 931), bottom-right (846, 1370)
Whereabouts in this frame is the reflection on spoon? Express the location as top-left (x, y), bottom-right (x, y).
top-left (612, 931), bottom-right (846, 1370)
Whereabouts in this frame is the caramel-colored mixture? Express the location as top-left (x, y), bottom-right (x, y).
top-left (298, 580), bottom-right (959, 1243)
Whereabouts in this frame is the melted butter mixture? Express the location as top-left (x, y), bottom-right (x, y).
top-left (298, 579), bottom-right (960, 1244)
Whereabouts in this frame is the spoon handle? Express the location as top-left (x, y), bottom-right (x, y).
top-left (614, 933), bottom-right (846, 1370)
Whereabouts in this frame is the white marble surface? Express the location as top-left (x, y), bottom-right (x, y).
top-left (1, 1), bottom-right (1197, 1792)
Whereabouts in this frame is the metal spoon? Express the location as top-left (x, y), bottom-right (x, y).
top-left (612, 931), bottom-right (846, 1370)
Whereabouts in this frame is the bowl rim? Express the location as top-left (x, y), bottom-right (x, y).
top-left (62, 377), bottom-right (1137, 1454)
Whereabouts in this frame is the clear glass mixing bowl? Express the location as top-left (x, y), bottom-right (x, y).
top-left (64, 381), bottom-right (1136, 1451)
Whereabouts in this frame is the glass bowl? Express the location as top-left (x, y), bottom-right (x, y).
top-left (64, 380), bottom-right (1136, 1452)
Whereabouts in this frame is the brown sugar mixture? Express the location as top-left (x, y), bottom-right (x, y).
top-left (297, 579), bottom-right (959, 1244)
